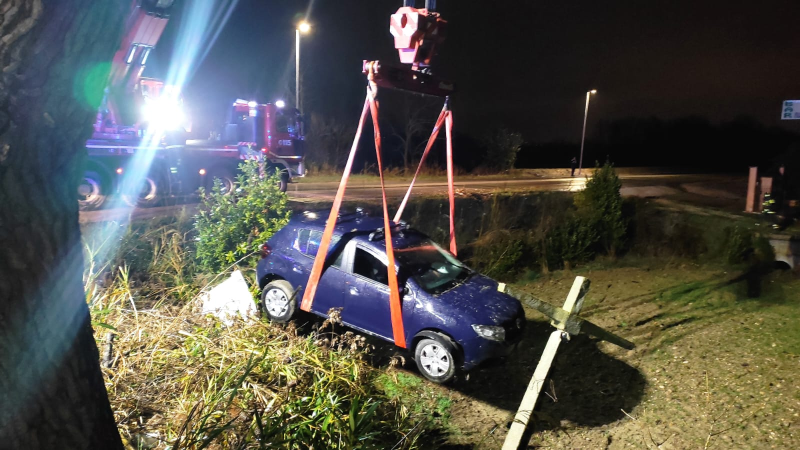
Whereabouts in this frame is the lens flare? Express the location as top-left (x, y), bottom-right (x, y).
top-left (88, 0), bottom-right (242, 262)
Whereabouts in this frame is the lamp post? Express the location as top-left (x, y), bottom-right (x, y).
top-left (578, 89), bottom-right (597, 175)
top-left (295, 21), bottom-right (311, 114)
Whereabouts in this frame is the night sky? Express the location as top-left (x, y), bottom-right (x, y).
top-left (148, 0), bottom-right (800, 145)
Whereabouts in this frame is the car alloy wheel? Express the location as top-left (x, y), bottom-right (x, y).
top-left (264, 287), bottom-right (289, 317)
top-left (419, 342), bottom-right (451, 376)
top-left (260, 280), bottom-right (296, 323)
top-left (414, 335), bottom-right (457, 383)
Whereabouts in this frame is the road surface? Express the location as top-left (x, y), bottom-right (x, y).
top-left (80, 173), bottom-right (745, 224)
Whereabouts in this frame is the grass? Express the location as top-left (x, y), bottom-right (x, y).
top-left (513, 262), bottom-right (800, 449)
top-left (83, 218), bottom-right (436, 449)
top-left (376, 372), bottom-right (453, 422)
top-left (375, 372), bottom-right (458, 439)
top-left (81, 175), bottom-right (792, 449)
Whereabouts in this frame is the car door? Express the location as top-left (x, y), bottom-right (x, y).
top-left (342, 244), bottom-right (395, 340)
top-left (287, 228), bottom-right (346, 315)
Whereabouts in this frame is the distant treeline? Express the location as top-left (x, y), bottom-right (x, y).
top-left (303, 108), bottom-right (800, 175)
top-left (516, 116), bottom-right (800, 173)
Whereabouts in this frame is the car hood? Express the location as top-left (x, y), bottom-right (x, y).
top-left (425, 273), bottom-right (522, 325)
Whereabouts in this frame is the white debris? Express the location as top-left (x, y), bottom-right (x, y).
top-left (201, 270), bottom-right (256, 326)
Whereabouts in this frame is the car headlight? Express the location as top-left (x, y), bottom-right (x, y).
top-left (471, 324), bottom-right (505, 342)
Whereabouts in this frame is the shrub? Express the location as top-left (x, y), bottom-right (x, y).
top-left (195, 160), bottom-right (291, 272)
top-left (540, 216), bottom-right (598, 270)
top-left (482, 128), bottom-right (524, 171)
top-left (724, 226), bottom-right (775, 265)
top-left (467, 229), bottom-right (528, 280)
top-left (574, 161), bottom-right (626, 256)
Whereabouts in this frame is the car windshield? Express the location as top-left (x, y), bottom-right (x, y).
top-left (394, 239), bottom-right (472, 295)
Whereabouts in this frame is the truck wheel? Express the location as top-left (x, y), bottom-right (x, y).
top-left (414, 333), bottom-right (458, 384)
top-left (121, 175), bottom-right (162, 207)
top-left (260, 280), bottom-right (296, 323)
top-left (207, 168), bottom-right (235, 195)
top-left (78, 170), bottom-right (107, 211)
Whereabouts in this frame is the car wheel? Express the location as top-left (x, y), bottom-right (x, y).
top-left (260, 280), bottom-right (296, 323)
top-left (414, 335), bottom-right (457, 384)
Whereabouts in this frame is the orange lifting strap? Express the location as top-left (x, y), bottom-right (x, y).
top-left (300, 73), bottom-right (457, 349)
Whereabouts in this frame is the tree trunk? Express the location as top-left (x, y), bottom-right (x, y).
top-left (0, 1), bottom-right (125, 448)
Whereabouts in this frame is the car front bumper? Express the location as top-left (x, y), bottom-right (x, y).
top-left (460, 334), bottom-right (523, 371)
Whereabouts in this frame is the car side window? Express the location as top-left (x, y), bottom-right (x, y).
top-left (353, 247), bottom-right (388, 286)
top-left (293, 229), bottom-right (342, 267)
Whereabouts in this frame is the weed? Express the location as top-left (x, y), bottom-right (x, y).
top-left (375, 371), bottom-right (453, 435)
top-left (87, 266), bottom-right (430, 449)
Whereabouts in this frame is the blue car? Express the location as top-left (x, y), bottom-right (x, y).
top-left (256, 210), bottom-right (525, 383)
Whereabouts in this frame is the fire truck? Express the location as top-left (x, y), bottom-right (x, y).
top-left (80, 0), bottom-right (305, 210)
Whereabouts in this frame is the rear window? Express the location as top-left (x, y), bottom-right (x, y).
top-left (293, 229), bottom-right (342, 265)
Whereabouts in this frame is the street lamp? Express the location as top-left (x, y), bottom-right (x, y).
top-left (578, 89), bottom-right (597, 175)
top-left (295, 21), bottom-right (311, 114)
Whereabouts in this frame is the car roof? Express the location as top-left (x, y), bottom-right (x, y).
top-left (291, 210), bottom-right (389, 234)
top-left (288, 210), bottom-right (427, 248)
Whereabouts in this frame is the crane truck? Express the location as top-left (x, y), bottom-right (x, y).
top-left (80, 0), bottom-right (305, 211)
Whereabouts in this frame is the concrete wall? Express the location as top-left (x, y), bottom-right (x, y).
top-left (769, 234), bottom-right (800, 269)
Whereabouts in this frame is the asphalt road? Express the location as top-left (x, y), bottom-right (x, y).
top-left (79, 173), bottom-right (745, 224)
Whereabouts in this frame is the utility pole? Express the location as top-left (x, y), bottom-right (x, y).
top-left (578, 89), bottom-right (597, 175)
top-left (295, 21), bottom-right (310, 114)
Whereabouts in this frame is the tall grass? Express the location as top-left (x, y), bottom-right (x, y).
top-left (82, 219), bottom-right (430, 449)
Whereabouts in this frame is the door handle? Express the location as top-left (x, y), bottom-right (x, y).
top-left (349, 286), bottom-right (359, 296)
top-left (292, 265), bottom-right (304, 273)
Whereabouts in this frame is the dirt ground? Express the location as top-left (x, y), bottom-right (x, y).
top-left (405, 262), bottom-right (800, 449)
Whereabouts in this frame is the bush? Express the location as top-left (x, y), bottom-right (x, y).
top-left (195, 160), bottom-right (291, 272)
top-left (467, 229), bottom-right (528, 280)
top-left (574, 161), bottom-right (626, 255)
top-left (482, 128), bottom-right (524, 171)
top-left (540, 216), bottom-right (598, 270)
top-left (724, 226), bottom-right (775, 265)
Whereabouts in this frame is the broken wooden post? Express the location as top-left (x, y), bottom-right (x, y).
top-left (500, 276), bottom-right (634, 450)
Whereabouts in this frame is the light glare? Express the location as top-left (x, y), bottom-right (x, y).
top-left (298, 21), bottom-right (311, 33)
top-left (275, 100), bottom-right (286, 108)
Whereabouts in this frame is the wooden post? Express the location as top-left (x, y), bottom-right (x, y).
top-left (502, 277), bottom-right (588, 450)
top-left (745, 167), bottom-right (758, 213)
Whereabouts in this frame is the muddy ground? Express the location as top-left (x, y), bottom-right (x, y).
top-left (386, 262), bottom-right (799, 449)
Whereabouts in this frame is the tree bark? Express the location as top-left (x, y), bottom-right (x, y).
top-left (0, 1), bottom-right (125, 448)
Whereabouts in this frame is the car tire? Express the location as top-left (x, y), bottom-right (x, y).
top-left (414, 334), bottom-right (458, 384)
top-left (260, 280), bottom-right (296, 323)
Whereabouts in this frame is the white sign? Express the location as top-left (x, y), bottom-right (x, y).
top-left (782, 100), bottom-right (800, 120)
top-left (201, 270), bottom-right (256, 326)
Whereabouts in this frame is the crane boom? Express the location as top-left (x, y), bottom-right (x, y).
top-left (97, 0), bottom-right (175, 134)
